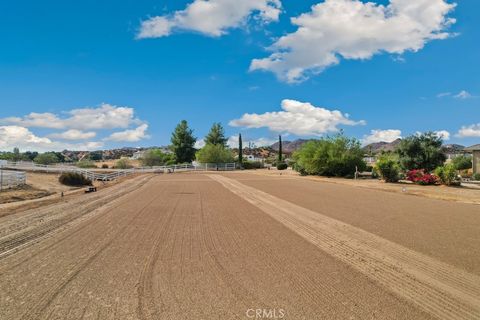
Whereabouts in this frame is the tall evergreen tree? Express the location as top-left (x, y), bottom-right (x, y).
top-left (278, 135), bottom-right (283, 163)
top-left (171, 120), bottom-right (197, 163)
top-left (238, 133), bottom-right (243, 168)
top-left (205, 122), bottom-right (228, 146)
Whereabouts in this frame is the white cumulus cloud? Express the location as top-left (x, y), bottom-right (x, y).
top-left (250, 0), bottom-right (456, 83)
top-left (137, 0), bottom-right (282, 38)
top-left (229, 99), bottom-right (365, 136)
top-left (48, 129), bottom-right (97, 141)
top-left (227, 135), bottom-right (276, 148)
top-left (1, 103), bottom-right (141, 130)
top-left (362, 129), bottom-right (402, 145)
top-left (105, 124), bottom-right (150, 142)
top-left (0, 126), bottom-right (103, 152)
top-left (457, 124), bottom-right (480, 138)
top-left (434, 130), bottom-right (450, 140)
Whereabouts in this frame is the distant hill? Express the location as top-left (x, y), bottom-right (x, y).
top-left (363, 139), bottom-right (402, 154)
top-left (271, 139), bottom-right (310, 153)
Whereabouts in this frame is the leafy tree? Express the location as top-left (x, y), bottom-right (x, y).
top-left (13, 147), bottom-right (21, 162)
top-left (115, 158), bottom-right (132, 169)
top-left (452, 155), bottom-right (472, 171)
top-left (375, 153), bottom-right (401, 183)
top-left (196, 144), bottom-right (234, 164)
top-left (278, 135), bottom-right (283, 163)
top-left (24, 151), bottom-right (38, 161)
top-left (396, 132), bottom-right (446, 172)
top-left (205, 122), bottom-right (227, 147)
top-left (89, 151), bottom-right (103, 161)
top-left (141, 149), bottom-right (175, 167)
top-left (171, 120), bottom-right (196, 163)
top-left (34, 152), bottom-right (60, 165)
top-left (238, 133), bottom-right (243, 168)
top-left (293, 133), bottom-right (366, 177)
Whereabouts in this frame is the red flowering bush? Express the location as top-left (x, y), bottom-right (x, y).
top-left (407, 169), bottom-right (438, 185)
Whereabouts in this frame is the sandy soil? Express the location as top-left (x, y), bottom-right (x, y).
top-left (0, 172), bottom-right (479, 319)
top-left (253, 168), bottom-right (480, 205)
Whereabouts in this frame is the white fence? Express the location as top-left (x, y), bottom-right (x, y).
top-left (1, 161), bottom-right (235, 182)
top-left (0, 169), bottom-right (26, 190)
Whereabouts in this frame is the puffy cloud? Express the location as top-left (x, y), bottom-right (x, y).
top-left (453, 90), bottom-right (472, 99)
top-left (1, 104), bottom-right (141, 130)
top-left (250, 0), bottom-right (456, 83)
top-left (362, 129), bottom-right (402, 145)
top-left (48, 129), bottom-right (97, 141)
top-left (195, 139), bottom-right (206, 149)
top-left (105, 124), bottom-right (150, 142)
top-left (0, 126), bottom-right (103, 152)
top-left (457, 124), bottom-right (480, 138)
top-left (434, 130), bottom-right (450, 140)
top-left (137, 0), bottom-right (282, 38)
top-left (229, 99), bottom-right (365, 136)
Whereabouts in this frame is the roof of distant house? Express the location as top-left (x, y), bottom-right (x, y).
top-left (464, 144), bottom-right (480, 152)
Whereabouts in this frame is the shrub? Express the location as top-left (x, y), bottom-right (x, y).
top-left (396, 132), bottom-right (446, 172)
top-left (472, 173), bottom-right (480, 181)
top-left (59, 172), bottom-right (92, 187)
top-left (243, 161), bottom-right (263, 170)
top-left (34, 152), bottom-right (60, 165)
top-left (101, 164), bottom-right (109, 169)
top-left (277, 162), bottom-right (288, 170)
top-left (76, 160), bottom-right (97, 168)
top-left (293, 133), bottom-right (366, 177)
top-left (435, 164), bottom-right (460, 186)
top-left (375, 154), bottom-right (400, 183)
top-left (141, 149), bottom-right (175, 167)
top-left (195, 144), bottom-right (234, 164)
top-left (115, 158), bottom-right (133, 169)
top-left (452, 156), bottom-right (472, 171)
top-left (407, 169), bottom-right (438, 185)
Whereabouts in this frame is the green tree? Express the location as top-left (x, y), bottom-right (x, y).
top-left (375, 153), bottom-right (401, 183)
top-left (396, 132), bottom-right (446, 172)
top-left (452, 155), bottom-right (472, 171)
top-left (141, 149), bottom-right (175, 167)
top-left (293, 133), bottom-right (366, 177)
top-left (88, 151), bottom-right (103, 161)
top-left (278, 135), bottom-right (283, 163)
top-left (196, 144), bottom-right (234, 164)
top-left (13, 147), bottom-right (21, 162)
top-left (34, 152), bottom-right (60, 165)
top-left (205, 122), bottom-right (227, 147)
top-left (238, 133), bottom-right (243, 168)
top-left (171, 120), bottom-right (197, 163)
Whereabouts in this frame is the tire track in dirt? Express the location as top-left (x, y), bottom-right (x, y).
top-left (0, 175), bottom-right (154, 259)
top-left (209, 174), bottom-right (480, 320)
top-left (16, 190), bottom-right (163, 320)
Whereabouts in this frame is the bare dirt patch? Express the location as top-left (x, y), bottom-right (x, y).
top-left (250, 168), bottom-right (480, 205)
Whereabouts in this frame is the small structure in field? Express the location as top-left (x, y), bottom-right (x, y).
top-left (464, 144), bottom-right (480, 174)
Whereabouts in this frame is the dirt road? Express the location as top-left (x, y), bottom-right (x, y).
top-left (0, 172), bottom-right (479, 319)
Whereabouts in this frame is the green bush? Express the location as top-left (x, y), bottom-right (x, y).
top-left (472, 173), bottom-right (480, 181)
top-left (141, 149), bottom-right (175, 167)
top-left (277, 162), bottom-right (288, 170)
top-left (375, 154), bottom-right (401, 183)
top-left (452, 156), bottom-right (472, 171)
top-left (76, 160), bottom-right (97, 168)
top-left (59, 172), bottom-right (92, 187)
top-left (293, 133), bottom-right (366, 177)
top-left (435, 164), bottom-right (460, 186)
top-left (396, 132), bottom-right (446, 172)
top-left (243, 161), bottom-right (263, 169)
top-left (115, 158), bottom-right (133, 169)
top-left (196, 144), bottom-right (234, 164)
top-left (34, 152), bottom-right (60, 165)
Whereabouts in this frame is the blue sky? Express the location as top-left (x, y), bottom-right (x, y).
top-left (0, 0), bottom-right (479, 152)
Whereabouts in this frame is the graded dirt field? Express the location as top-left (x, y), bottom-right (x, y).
top-left (0, 172), bottom-right (479, 320)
